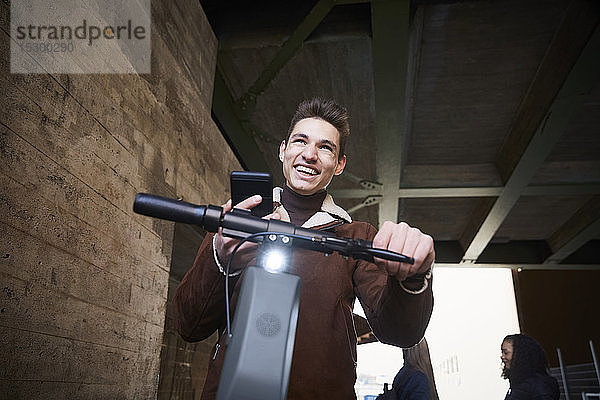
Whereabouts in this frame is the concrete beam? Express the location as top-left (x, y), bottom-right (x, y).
top-left (235, 0), bottom-right (335, 116)
top-left (435, 263), bottom-right (600, 271)
top-left (544, 219), bottom-right (600, 264)
top-left (460, 22), bottom-right (600, 263)
top-left (371, 0), bottom-right (411, 227)
top-left (212, 69), bottom-right (271, 172)
top-left (213, 0), bottom-right (336, 172)
top-left (496, 0), bottom-right (600, 182)
top-left (545, 196), bottom-right (600, 263)
top-left (329, 183), bottom-right (600, 199)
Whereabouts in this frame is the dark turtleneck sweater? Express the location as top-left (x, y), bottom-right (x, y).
top-left (281, 185), bottom-right (327, 226)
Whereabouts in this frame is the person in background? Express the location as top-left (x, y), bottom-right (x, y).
top-left (501, 334), bottom-right (560, 400)
top-left (391, 337), bottom-right (440, 400)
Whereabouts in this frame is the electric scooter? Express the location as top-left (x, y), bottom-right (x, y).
top-left (133, 193), bottom-right (413, 400)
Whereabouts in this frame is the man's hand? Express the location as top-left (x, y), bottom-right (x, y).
top-left (214, 195), bottom-right (280, 271)
top-left (372, 221), bottom-right (434, 283)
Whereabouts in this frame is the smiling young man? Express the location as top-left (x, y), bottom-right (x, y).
top-left (280, 118), bottom-right (345, 193)
top-left (173, 98), bottom-right (435, 400)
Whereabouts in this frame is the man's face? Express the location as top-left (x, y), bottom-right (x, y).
top-left (279, 117), bottom-right (346, 196)
top-left (501, 340), bottom-right (513, 373)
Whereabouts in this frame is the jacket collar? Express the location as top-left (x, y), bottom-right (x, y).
top-left (273, 186), bottom-right (352, 228)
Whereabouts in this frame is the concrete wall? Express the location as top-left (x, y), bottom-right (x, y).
top-left (0, 0), bottom-right (240, 398)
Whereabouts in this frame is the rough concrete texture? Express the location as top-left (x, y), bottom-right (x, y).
top-left (0, 0), bottom-right (240, 398)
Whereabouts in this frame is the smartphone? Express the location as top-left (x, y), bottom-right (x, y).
top-left (230, 171), bottom-right (273, 217)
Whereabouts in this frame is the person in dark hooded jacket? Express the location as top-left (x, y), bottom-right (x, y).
top-left (501, 334), bottom-right (559, 400)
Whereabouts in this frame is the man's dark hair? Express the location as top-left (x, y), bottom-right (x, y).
top-left (502, 334), bottom-right (550, 384)
top-left (286, 98), bottom-right (350, 160)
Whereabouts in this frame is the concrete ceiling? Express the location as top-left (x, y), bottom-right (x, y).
top-left (199, 0), bottom-right (600, 271)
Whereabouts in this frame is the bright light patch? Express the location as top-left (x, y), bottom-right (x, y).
top-left (426, 267), bottom-right (520, 400)
top-left (264, 250), bottom-right (284, 272)
top-left (354, 267), bottom-right (520, 400)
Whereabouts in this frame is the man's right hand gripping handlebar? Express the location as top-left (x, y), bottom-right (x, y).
top-left (215, 195), bottom-right (281, 273)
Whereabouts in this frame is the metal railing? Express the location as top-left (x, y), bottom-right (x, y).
top-left (581, 393), bottom-right (600, 400)
top-left (555, 340), bottom-right (600, 400)
top-left (558, 348), bottom-right (571, 400)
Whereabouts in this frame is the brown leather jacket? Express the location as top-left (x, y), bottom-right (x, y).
top-left (172, 191), bottom-right (433, 400)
